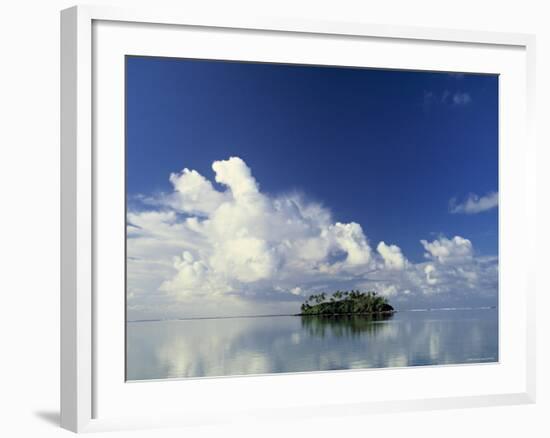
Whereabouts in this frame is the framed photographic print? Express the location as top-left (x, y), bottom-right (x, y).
top-left (61, 5), bottom-right (536, 433)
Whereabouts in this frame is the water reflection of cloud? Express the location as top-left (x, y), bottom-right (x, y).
top-left (126, 310), bottom-right (498, 380)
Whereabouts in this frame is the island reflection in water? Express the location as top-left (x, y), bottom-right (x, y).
top-left (300, 313), bottom-right (393, 338)
top-left (126, 309), bottom-right (498, 381)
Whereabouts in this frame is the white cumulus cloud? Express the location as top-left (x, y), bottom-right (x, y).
top-left (449, 192), bottom-right (498, 214)
top-left (420, 235), bottom-right (473, 265)
top-left (168, 168), bottom-right (230, 215)
top-left (377, 241), bottom-right (407, 270)
top-left (127, 157), bottom-right (498, 319)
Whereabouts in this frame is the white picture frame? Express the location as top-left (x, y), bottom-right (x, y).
top-left (60, 4), bottom-right (536, 433)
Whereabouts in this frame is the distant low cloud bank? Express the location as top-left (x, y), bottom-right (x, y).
top-left (127, 157), bottom-right (498, 319)
top-left (449, 192), bottom-right (498, 214)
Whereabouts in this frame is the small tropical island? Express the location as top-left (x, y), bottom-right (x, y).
top-left (299, 290), bottom-right (394, 316)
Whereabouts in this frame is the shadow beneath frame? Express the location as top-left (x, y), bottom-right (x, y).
top-left (34, 410), bottom-right (60, 427)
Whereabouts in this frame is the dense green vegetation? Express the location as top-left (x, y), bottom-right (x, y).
top-left (299, 290), bottom-right (394, 315)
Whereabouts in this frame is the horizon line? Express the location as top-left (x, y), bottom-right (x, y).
top-left (127, 305), bottom-right (497, 323)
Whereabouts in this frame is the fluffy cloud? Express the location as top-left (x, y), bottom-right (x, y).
top-left (420, 235), bottom-right (473, 264)
top-left (377, 241), bottom-right (407, 270)
top-left (449, 192), bottom-right (498, 214)
top-left (168, 168), bottom-right (230, 215)
top-left (127, 157), bottom-right (498, 319)
top-left (424, 264), bottom-right (437, 285)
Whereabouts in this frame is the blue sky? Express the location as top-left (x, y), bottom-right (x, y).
top-left (126, 56), bottom-right (499, 319)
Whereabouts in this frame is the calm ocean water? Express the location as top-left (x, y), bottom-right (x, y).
top-left (126, 308), bottom-right (498, 381)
